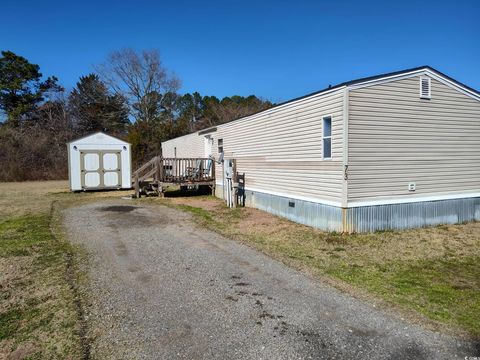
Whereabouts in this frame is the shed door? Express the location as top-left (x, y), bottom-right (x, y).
top-left (82, 153), bottom-right (101, 188)
top-left (80, 151), bottom-right (121, 188)
top-left (102, 153), bottom-right (120, 187)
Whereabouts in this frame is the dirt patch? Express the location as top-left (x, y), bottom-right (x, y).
top-left (5, 342), bottom-right (36, 360)
top-left (169, 197), bottom-right (221, 212)
top-left (240, 207), bottom-right (282, 229)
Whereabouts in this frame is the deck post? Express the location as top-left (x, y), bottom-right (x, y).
top-left (232, 159), bottom-right (237, 208)
top-left (211, 160), bottom-right (216, 196)
top-left (155, 156), bottom-right (160, 181)
top-left (134, 173), bottom-right (140, 198)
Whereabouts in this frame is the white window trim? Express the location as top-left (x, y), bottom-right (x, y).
top-left (419, 76), bottom-right (431, 99)
top-left (322, 115), bottom-right (332, 160)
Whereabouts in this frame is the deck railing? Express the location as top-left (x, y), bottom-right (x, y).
top-left (132, 156), bottom-right (215, 197)
top-left (160, 158), bottom-right (215, 183)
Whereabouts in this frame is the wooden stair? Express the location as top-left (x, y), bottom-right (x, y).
top-left (131, 156), bottom-right (216, 198)
top-left (131, 156), bottom-right (162, 198)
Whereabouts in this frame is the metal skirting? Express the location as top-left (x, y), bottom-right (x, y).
top-left (215, 184), bottom-right (480, 233)
top-left (215, 184), bottom-right (343, 232)
top-left (345, 197), bottom-right (480, 233)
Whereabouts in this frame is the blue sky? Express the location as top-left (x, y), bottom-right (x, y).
top-left (1, 0), bottom-right (479, 103)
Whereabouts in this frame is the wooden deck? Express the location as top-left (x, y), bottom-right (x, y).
top-left (132, 157), bottom-right (215, 197)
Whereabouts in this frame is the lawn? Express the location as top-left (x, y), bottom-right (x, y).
top-left (161, 194), bottom-right (480, 339)
top-left (1, 181), bottom-right (478, 358)
top-left (0, 181), bottom-right (124, 359)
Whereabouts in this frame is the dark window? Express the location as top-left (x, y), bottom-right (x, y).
top-left (218, 138), bottom-right (223, 153)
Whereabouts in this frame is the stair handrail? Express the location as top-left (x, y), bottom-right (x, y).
top-left (132, 155), bottom-right (160, 181)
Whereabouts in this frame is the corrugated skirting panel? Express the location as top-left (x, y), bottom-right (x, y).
top-left (345, 197), bottom-right (480, 233)
top-left (214, 184), bottom-right (343, 232)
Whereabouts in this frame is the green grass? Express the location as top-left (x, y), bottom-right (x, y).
top-left (0, 306), bottom-right (42, 341)
top-left (326, 257), bottom-right (480, 335)
top-left (0, 214), bottom-right (52, 257)
top-left (164, 197), bottom-right (480, 338)
top-left (0, 213), bottom-right (82, 358)
top-left (176, 204), bottom-right (214, 223)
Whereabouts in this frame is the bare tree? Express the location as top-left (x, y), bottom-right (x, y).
top-left (196, 95), bottom-right (273, 130)
top-left (96, 49), bottom-right (180, 123)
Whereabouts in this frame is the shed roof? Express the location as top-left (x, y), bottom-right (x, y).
top-left (68, 132), bottom-right (130, 146)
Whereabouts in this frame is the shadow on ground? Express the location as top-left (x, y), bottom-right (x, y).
top-left (163, 185), bottom-right (213, 198)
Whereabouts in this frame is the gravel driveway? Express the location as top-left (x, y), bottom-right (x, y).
top-left (63, 200), bottom-right (477, 359)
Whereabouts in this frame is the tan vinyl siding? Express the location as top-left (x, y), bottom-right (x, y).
top-left (348, 75), bottom-right (480, 202)
top-left (213, 89), bottom-right (344, 204)
top-left (161, 132), bottom-right (204, 158)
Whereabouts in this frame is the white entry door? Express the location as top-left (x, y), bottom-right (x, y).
top-left (81, 151), bottom-right (121, 189)
top-left (204, 135), bottom-right (213, 158)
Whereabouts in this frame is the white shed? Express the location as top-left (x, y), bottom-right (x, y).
top-left (67, 132), bottom-right (131, 191)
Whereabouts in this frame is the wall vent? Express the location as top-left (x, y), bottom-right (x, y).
top-left (420, 76), bottom-right (431, 99)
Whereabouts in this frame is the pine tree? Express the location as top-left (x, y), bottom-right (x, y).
top-left (0, 50), bottom-right (61, 125)
top-left (69, 74), bottom-right (129, 134)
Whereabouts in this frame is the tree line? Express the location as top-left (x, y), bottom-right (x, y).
top-left (0, 49), bottom-right (273, 181)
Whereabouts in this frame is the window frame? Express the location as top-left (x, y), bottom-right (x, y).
top-left (322, 115), bottom-right (332, 160)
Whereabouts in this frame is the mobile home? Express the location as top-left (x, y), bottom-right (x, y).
top-left (162, 66), bottom-right (480, 232)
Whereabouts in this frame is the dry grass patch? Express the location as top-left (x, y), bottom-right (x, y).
top-left (159, 195), bottom-right (480, 338)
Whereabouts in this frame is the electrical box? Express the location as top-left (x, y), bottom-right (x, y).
top-left (408, 182), bottom-right (416, 192)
